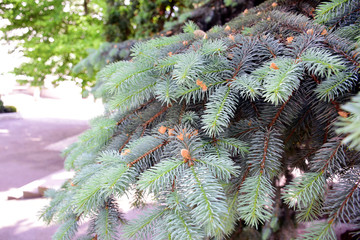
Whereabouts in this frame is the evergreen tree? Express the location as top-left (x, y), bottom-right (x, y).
top-left (73, 0), bottom-right (261, 92)
top-left (41, 0), bottom-right (360, 239)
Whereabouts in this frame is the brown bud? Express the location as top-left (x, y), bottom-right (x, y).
top-left (177, 133), bottom-right (184, 141)
top-left (306, 29), bottom-right (314, 35)
top-left (168, 128), bottom-right (175, 136)
top-left (228, 34), bottom-right (235, 42)
top-left (181, 149), bottom-right (191, 160)
top-left (121, 149), bottom-right (131, 156)
top-left (201, 84), bottom-right (207, 91)
top-left (338, 111), bottom-right (349, 118)
top-left (158, 126), bottom-right (167, 134)
top-left (194, 30), bottom-right (206, 38)
top-left (270, 62), bottom-right (279, 70)
top-left (286, 36), bottom-right (294, 43)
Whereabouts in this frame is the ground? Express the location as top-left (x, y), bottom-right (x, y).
top-left (0, 89), bottom-right (100, 239)
top-left (0, 118), bottom-right (88, 192)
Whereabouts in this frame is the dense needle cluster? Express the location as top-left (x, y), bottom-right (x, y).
top-left (41, 0), bottom-right (360, 239)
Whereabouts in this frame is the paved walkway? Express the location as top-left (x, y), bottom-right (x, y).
top-left (0, 118), bottom-right (88, 192)
top-left (0, 91), bottom-right (102, 239)
top-left (0, 118), bottom-right (89, 239)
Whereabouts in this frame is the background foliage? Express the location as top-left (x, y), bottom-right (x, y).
top-left (0, 0), bottom-right (105, 88)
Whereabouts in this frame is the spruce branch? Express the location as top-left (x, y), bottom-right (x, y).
top-left (201, 86), bottom-right (238, 136)
top-left (42, 1), bottom-right (360, 239)
top-left (173, 51), bottom-right (205, 85)
top-left (298, 221), bottom-right (336, 240)
top-left (283, 172), bottom-right (326, 209)
top-left (93, 202), bottom-right (122, 240)
top-left (195, 153), bottom-right (238, 181)
top-left (315, 0), bottom-right (359, 24)
top-left (309, 136), bottom-right (346, 176)
top-left (164, 209), bottom-right (205, 240)
top-left (323, 38), bottom-right (360, 68)
top-left (301, 47), bottom-right (346, 78)
top-left (325, 169), bottom-right (360, 224)
top-left (268, 95), bottom-right (292, 128)
top-left (296, 196), bottom-right (324, 222)
top-left (247, 129), bottom-right (283, 178)
top-left (182, 166), bottom-right (228, 236)
top-left (73, 164), bottom-right (136, 214)
top-left (122, 208), bottom-right (167, 240)
top-left (259, 58), bottom-right (303, 105)
top-left (216, 137), bottom-right (249, 157)
top-left (315, 72), bottom-right (357, 102)
top-left (336, 93), bottom-right (360, 150)
top-left (52, 216), bottom-right (78, 240)
top-left (104, 62), bottom-right (153, 94)
top-left (116, 98), bottom-right (156, 126)
top-left (108, 77), bottom-right (157, 111)
top-left (231, 74), bottom-right (262, 101)
top-left (137, 158), bottom-right (184, 193)
top-left (238, 174), bottom-right (275, 228)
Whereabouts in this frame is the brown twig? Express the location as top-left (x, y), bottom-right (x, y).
top-left (116, 98), bottom-right (156, 126)
top-left (321, 138), bottom-right (343, 173)
top-left (127, 140), bottom-right (169, 167)
top-left (143, 105), bottom-right (171, 127)
top-left (328, 176), bottom-right (360, 224)
top-left (260, 131), bottom-right (271, 173)
top-left (268, 95), bottom-right (292, 128)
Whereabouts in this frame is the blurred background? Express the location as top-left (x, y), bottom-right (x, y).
top-left (0, 1), bottom-right (263, 239)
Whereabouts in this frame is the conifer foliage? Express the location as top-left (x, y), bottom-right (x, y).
top-left (41, 0), bottom-right (360, 239)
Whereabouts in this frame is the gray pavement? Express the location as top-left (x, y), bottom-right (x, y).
top-left (0, 90), bottom-right (101, 239)
top-left (0, 118), bottom-right (88, 192)
top-left (0, 118), bottom-right (89, 239)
